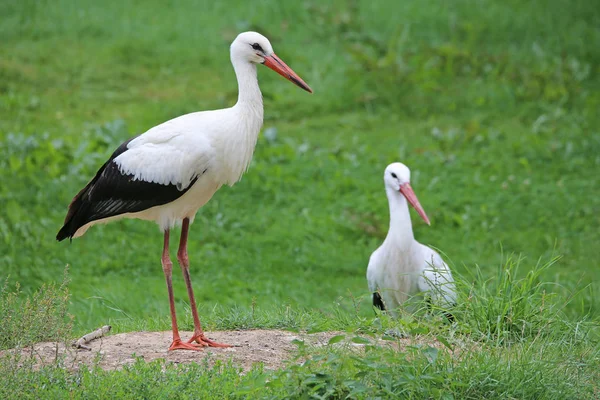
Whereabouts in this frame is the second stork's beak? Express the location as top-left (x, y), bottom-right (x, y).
top-left (263, 53), bottom-right (313, 93)
top-left (399, 183), bottom-right (431, 226)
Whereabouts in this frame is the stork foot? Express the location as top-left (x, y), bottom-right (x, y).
top-left (168, 339), bottom-right (203, 351)
top-left (187, 334), bottom-right (232, 348)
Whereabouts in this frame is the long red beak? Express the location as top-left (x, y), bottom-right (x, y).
top-left (263, 53), bottom-right (313, 93)
top-left (399, 183), bottom-right (431, 226)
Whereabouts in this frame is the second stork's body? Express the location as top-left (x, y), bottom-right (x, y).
top-left (367, 163), bottom-right (456, 316)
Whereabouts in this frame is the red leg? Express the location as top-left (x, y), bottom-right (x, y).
top-left (177, 218), bottom-right (231, 348)
top-left (161, 230), bottom-right (201, 351)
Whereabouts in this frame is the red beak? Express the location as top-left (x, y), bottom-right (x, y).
top-left (399, 183), bottom-right (431, 225)
top-left (263, 53), bottom-right (313, 93)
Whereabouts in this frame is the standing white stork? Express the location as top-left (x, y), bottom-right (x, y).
top-left (57, 32), bottom-right (312, 351)
top-left (366, 163), bottom-right (456, 318)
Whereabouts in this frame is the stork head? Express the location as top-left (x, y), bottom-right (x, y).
top-left (231, 31), bottom-right (313, 93)
top-left (384, 162), bottom-right (430, 225)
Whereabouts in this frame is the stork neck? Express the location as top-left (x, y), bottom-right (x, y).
top-left (232, 58), bottom-right (263, 109)
top-left (216, 56), bottom-right (264, 185)
top-left (385, 187), bottom-right (415, 247)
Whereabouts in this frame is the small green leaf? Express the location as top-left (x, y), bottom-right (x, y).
top-left (422, 346), bottom-right (439, 364)
top-left (351, 336), bottom-right (370, 344)
top-left (436, 335), bottom-right (454, 351)
top-left (328, 334), bottom-right (346, 345)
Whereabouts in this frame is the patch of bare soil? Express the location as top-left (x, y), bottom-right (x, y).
top-left (3, 330), bottom-right (452, 372)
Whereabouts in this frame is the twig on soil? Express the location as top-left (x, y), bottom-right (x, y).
top-left (72, 325), bottom-right (112, 351)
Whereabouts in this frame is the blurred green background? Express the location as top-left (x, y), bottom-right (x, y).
top-left (1, 0), bottom-right (598, 330)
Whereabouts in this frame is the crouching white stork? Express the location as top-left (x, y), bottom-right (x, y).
top-left (366, 163), bottom-right (456, 319)
top-left (57, 32), bottom-right (312, 351)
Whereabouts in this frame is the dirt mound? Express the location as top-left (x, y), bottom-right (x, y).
top-left (3, 330), bottom-right (452, 372)
top-left (2, 330), bottom-right (343, 372)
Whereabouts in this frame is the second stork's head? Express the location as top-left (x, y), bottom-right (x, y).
top-left (384, 162), bottom-right (431, 225)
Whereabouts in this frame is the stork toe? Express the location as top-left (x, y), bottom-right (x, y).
top-left (187, 334), bottom-right (232, 348)
top-left (168, 339), bottom-right (204, 351)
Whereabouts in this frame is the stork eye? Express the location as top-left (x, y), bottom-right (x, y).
top-left (251, 43), bottom-right (264, 52)
top-left (391, 172), bottom-right (398, 179)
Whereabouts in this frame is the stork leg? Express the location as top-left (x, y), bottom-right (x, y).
top-left (162, 230), bottom-right (201, 351)
top-left (177, 218), bottom-right (231, 348)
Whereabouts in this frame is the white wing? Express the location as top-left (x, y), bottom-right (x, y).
top-left (417, 244), bottom-right (456, 307)
top-left (366, 247), bottom-right (383, 293)
top-left (114, 114), bottom-right (216, 190)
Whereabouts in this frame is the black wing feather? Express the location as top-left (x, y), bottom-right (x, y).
top-left (56, 136), bottom-right (199, 241)
top-left (373, 291), bottom-right (386, 311)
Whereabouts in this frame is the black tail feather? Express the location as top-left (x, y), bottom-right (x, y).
top-left (373, 292), bottom-right (386, 311)
top-left (56, 175), bottom-right (97, 242)
top-left (56, 200), bottom-right (88, 241)
top-left (56, 224), bottom-right (72, 242)
top-left (56, 217), bottom-right (79, 241)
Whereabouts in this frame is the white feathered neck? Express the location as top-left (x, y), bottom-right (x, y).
top-left (384, 187), bottom-right (416, 248)
top-left (215, 54), bottom-right (265, 185)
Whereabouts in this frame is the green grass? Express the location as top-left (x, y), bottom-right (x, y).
top-left (1, 0), bottom-right (599, 397)
top-left (1, 259), bottom-right (598, 398)
top-left (1, 340), bottom-right (596, 399)
top-left (0, 267), bottom-right (71, 350)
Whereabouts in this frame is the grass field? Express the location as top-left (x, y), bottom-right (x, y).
top-left (1, 0), bottom-right (599, 397)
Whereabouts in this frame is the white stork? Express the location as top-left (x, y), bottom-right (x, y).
top-left (57, 32), bottom-right (312, 351)
top-left (366, 163), bottom-right (456, 318)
